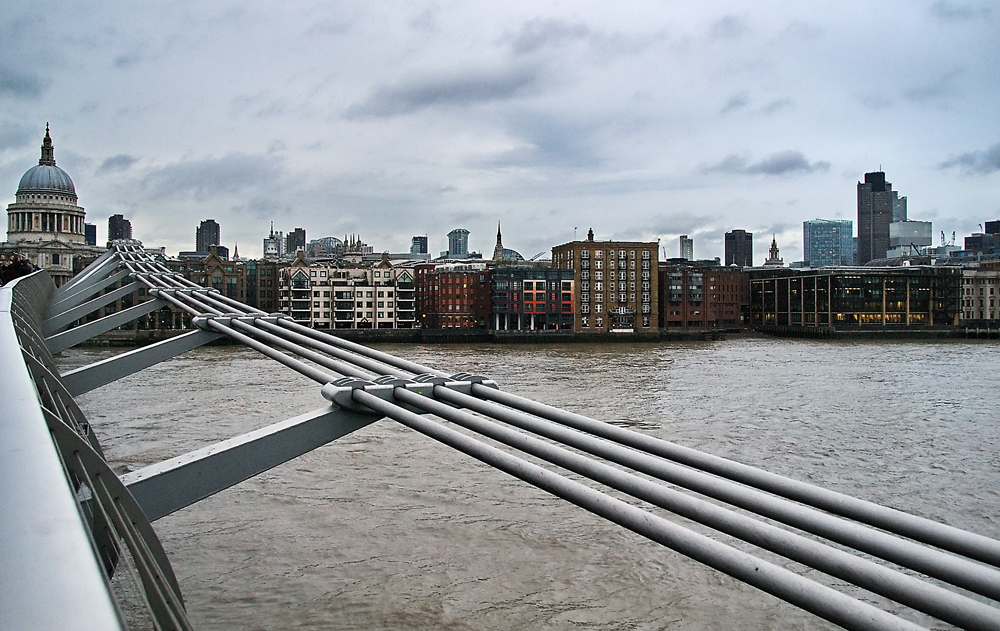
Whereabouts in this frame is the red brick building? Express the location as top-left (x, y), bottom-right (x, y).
top-left (658, 260), bottom-right (748, 329)
top-left (415, 262), bottom-right (492, 328)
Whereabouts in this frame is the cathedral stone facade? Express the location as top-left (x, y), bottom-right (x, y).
top-left (3, 125), bottom-right (104, 286)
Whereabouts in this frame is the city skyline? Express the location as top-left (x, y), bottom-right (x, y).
top-left (2, 2), bottom-right (998, 261)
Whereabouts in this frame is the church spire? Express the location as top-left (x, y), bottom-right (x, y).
top-left (39, 123), bottom-right (56, 166)
top-left (493, 221), bottom-right (505, 261)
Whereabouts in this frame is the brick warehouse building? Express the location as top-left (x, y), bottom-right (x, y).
top-left (658, 259), bottom-right (748, 329)
top-left (415, 262), bottom-right (491, 328)
top-left (551, 229), bottom-right (658, 333)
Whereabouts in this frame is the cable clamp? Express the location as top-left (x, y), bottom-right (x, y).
top-left (449, 372), bottom-right (500, 390)
top-left (192, 314), bottom-right (235, 327)
top-left (321, 376), bottom-right (427, 414)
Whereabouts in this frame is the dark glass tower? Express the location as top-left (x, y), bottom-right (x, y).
top-left (857, 171), bottom-right (899, 265)
top-left (724, 229), bottom-right (753, 267)
top-left (196, 219), bottom-right (221, 253)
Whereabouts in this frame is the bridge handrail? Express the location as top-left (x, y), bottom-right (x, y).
top-left (1, 270), bottom-right (191, 630)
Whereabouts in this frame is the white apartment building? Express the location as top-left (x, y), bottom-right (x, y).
top-left (961, 265), bottom-right (1000, 322)
top-left (278, 254), bottom-right (416, 329)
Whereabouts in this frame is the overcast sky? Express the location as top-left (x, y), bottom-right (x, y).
top-left (2, 1), bottom-right (998, 261)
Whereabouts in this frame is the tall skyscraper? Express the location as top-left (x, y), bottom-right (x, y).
top-left (803, 219), bottom-right (853, 267)
top-left (285, 227), bottom-right (306, 254)
top-left (679, 235), bottom-right (693, 260)
top-left (724, 230), bottom-right (753, 267)
top-left (857, 171), bottom-right (900, 265)
top-left (410, 235), bottom-right (428, 254)
top-left (196, 219), bottom-right (221, 253)
top-left (893, 196), bottom-right (907, 222)
top-left (447, 228), bottom-right (470, 258)
top-left (108, 214), bottom-right (132, 242)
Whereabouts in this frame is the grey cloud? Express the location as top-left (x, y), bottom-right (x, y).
top-left (930, 1), bottom-right (991, 21)
top-left (306, 19), bottom-right (352, 37)
top-left (0, 121), bottom-right (34, 149)
top-left (409, 8), bottom-right (439, 32)
top-left (142, 153), bottom-right (283, 200)
top-left (858, 92), bottom-right (895, 110)
top-left (762, 222), bottom-right (796, 238)
top-left (939, 142), bottom-right (1000, 174)
top-left (477, 112), bottom-right (603, 169)
top-left (710, 15), bottom-right (749, 40)
top-left (703, 151), bottom-right (830, 176)
top-left (99, 154), bottom-right (138, 174)
top-left (511, 18), bottom-right (591, 55)
top-left (902, 69), bottom-right (962, 103)
top-left (98, 154), bottom-right (139, 174)
top-left (778, 21), bottom-right (824, 40)
top-left (747, 151), bottom-right (830, 175)
top-left (0, 66), bottom-right (48, 99)
top-left (720, 93), bottom-right (749, 115)
top-left (760, 98), bottom-right (792, 116)
top-left (346, 67), bottom-right (540, 118)
top-left (645, 212), bottom-right (717, 237)
top-left (114, 51), bottom-right (143, 69)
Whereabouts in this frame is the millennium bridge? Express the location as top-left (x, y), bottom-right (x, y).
top-left (3, 243), bottom-right (1000, 631)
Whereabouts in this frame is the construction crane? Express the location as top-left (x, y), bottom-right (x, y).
top-left (528, 251), bottom-right (546, 261)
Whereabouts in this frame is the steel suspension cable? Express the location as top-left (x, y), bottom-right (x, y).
top-left (472, 384), bottom-right (1000, 567)
top-left (277, 319), bottom-right (449, 378)
top-left (352, 389), bottom-right (926, 631)
top-left (433, 386), bottom-right (1000, 601)
top-left (392, 388), bottom-right (1000, 630)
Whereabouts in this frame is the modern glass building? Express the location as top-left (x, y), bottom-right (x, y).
top-left (803, 219), bottom-right (853, 267)
top-left (749, 266), bottom-right (961, 328)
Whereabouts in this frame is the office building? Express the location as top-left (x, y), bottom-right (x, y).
top-left (724, 230), bottom-right (753, 267)
top-left (749, 266), bottom-right (960, 328)
top-left (285, 227), bottom-right (306, 255)
top-left (490, 265), bottom-right (574, 331)
top-left (888, 220), bottom-right (933, 257)
top-left (551, 229), bottom-right (658, 333)
top-left (803, 220), bottom-right (853, 267)
top-left (447, 228), bottom-right (470, 258)
top-left (679, 235), bottom-right (693, 260)
top-left (893, 196), bottom-right (908, 222)
top-left (410, 235), bottom-right (428, 255)
top-left (108, 214), bottom-right (133, 242)
top-left (961, 261), bottom-right (1000, 322)
top-left (84, 223), bottom-right (97, 246)
top-left (195, 219), bottom-right (221, 254)
top-left (857, 171), bottom-right (902, 265)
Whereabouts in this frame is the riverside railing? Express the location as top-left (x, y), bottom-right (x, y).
top-left (4, 241), bottom-right (1000, 631)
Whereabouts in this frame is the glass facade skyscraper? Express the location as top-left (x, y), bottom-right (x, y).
top-left (803, 219), bottom-right (853, 267)
top-left (724, 229), bottom-right (753, 267)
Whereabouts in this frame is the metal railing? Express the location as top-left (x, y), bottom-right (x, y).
top-left (3, 241), bottom-right (1000, 630)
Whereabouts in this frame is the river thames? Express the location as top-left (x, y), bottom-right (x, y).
top-left (62, 337), bottom-right (999, 630)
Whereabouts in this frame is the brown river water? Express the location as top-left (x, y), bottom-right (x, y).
top-left (59, 338), bottom-right (1000, 630)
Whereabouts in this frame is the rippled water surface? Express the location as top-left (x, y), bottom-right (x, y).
top-left (62, 338), bottom-right (1000, 630)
